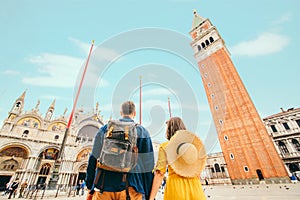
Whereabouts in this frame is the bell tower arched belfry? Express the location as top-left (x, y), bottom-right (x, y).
top-left (190, 11), bottom-right (289, 184)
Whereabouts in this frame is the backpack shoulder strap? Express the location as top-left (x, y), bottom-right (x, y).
top-left (92, 161), bottom-right (106, 194)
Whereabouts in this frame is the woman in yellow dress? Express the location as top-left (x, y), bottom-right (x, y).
top-left (149, 117), bottom-right (207, 200)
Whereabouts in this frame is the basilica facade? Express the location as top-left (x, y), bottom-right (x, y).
top-left (0, 91), bottom-right (103, 190)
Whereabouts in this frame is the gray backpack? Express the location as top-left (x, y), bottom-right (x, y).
top-left (98, 120), bottom-right (138, 172)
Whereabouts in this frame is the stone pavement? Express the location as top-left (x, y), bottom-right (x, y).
top-left (0, 183), bottom-right (299, 200)
top-left (202, 183), bottom-right (300, 200)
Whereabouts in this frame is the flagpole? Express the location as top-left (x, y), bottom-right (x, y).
top-left (49, 40), bottom-right (94, 188)
top-left (168, 97), bottom-right (172, 118)
top-left (139, 76), bottom-right (142, 125)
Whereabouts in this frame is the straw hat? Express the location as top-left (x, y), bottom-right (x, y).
top-left (165, 130), bottom-right (207, 177)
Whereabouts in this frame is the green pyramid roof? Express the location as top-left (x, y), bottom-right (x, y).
top-left (192, 11), bottom-right (205, 30)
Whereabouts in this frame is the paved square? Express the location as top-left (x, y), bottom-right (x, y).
top-left (1, 183), bottom-right (299, 200)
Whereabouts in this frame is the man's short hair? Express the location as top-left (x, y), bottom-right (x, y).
top-left (121, 101), bottom-right (136, 115)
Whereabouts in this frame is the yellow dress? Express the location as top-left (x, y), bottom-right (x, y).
top-left (154, 142), bottom-right (206, 200)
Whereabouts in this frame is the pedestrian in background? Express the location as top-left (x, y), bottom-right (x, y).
top-left (8, 178), bottom-right (20, 199)
top-left (81, 180), bottom-right (86, 196)
top-left (76, 180), bottom-right (81, 195)
top-left (18, 179), bottom-right (28, 198)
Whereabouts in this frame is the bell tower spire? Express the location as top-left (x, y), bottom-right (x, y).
top-left (192, 9), bottom-right (205, 30)
top-left (45, 99), bottom-right (56, 121)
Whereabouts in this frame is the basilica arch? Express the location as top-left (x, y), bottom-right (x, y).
top-left (73, 147), bottom-right (92, 185)
top-left (32, 146), bottom-right (60, 185)
top-left (0, 144), bottom-right (30, 190)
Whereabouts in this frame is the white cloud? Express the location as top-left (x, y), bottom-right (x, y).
top-left (230, 32), bottom-right (289, 57)
top-left (22, 37), bottom-right (115, 88)
top-left (93, 47), bottom-right (122, 62)
top-left (272, 13), bottom-right (292, 25)
top-left (3, 70), bottom-right (20, 76)
top-left (23, 53), bottom-right (83, 88)
top-left (80, 62), bottom-right (110, 88)
top-left (20, 37), bottom-right (120, 88)
top-left (68, 37), bottom-right (91, 54)
top-left (69, 37), bottom-right (120, 62)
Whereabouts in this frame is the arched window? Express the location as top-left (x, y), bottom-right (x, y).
top-left (22, 130), bottom-right (29, 137)
top-left (197, 45), bottom-right (201, 51)
top-left (0, 159), bottom-right (18, 171)
top-left (54, 135), bottom-right (59, 140)
top-left (14, 102), bottom-right (21, 111)
top-left (39, 163), bottom-right (51, 175)
top-left (224, 135), bottom-right (228, 141)
top-left (214, 163), bottom-right (221, 172)
top-left (278, 141), bottom-right (289, 154)
top-left (289, 163), bottom-right (300, 173)
top-left (40, 148), bottom-right (59, 160)
top-left (296, 119), bottom-right (300, 128)
top-left (78, 125), bottom-right (99, 139)
top-left (256, 169), bottom-right (264, 180)
top-left (205, 40), bottom-right (210, 46)
top-left (209, 37), bottom-right (214, 43)
top-left (221, 166), bottom-right (225, 172)
top-left (270, 125), bottom-right (277, 132)
top-left (201, 42), bottom-right (205, 48)
top-left (283, 122), bottom-right (290, 130)
top-left (292, 139), bottom-right (300, 151)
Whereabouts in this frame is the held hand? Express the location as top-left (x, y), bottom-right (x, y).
top-left (86, 191), bottom-right (93, 200)
top-left (86, 193), bottom-right (93, 200)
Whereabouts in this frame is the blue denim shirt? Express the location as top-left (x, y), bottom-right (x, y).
top-left (86, 118), bottom-right (154, 197)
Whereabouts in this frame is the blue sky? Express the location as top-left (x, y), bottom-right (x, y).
top-left (0, 0), bottom-right (299, 153)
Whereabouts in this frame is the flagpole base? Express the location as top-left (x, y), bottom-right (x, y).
top-left (48, 161), bottom-right (61, 189)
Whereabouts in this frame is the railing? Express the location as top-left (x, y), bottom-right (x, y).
top-left (280, 151), bottom-right (300, 159)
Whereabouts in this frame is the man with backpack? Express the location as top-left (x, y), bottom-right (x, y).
top-left (86, 101), bottom-right (154, 200)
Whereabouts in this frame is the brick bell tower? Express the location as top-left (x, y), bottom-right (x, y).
top-left (189, 10), bottom-right (289, 184)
